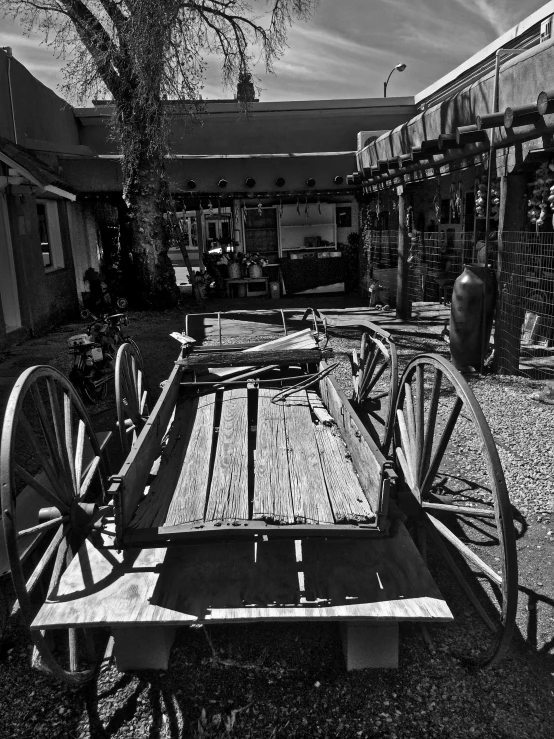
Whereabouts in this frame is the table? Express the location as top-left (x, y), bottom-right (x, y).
top-left (225, 277), bottom-right (269, 298)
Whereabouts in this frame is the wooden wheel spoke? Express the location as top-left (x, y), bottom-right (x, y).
top-left (424, 516), bottom-right (499, 633)
top-left (116, 342), bottom-right (148, 456)
top-left (415, 365), bottom-right (424, 469)
top-left (11, 524), bottom-right (65, 615)
top-left (404, 383), bottom-right (417, 468)
top-left (363, 359), bottom-right (388, 396)
top-left (18, 516), bottom-right (67, 538)
top-left (360, 349), bottom-right (380, 396)
top-left (422, 501), bottom-right (496, 518)
top-left (30, 385), bottom-right (65, 480)
top-left (47, 535), bottom-right (69, 597)
top-left (63, 393), bottom-right (77, 491)
top-left (421, 396), bottom-right (463, 498)
top-left (419, 368), bottom-right (442, 484)
top-left (425, 512), bottom-right (502, 585)
top-left (396, 409), bottom-right (417, 483)
top-left (140, 389), bottom-right (148, 416)
top-left (79, 455), bottom-right (101, 500)
top-left (123, 357), bottom-right (139, 415)
top-left (13, 463), bottom-right (69, 512)
top-left (74, 420), bottom-right (86, 488)
top-left (46, 377), bottom-right (73, 486)
top-left (396, 446), bottom-right (416, 492)
top-left (19, 414), bottom-right (71, 503)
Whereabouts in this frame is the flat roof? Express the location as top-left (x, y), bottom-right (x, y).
top-left (74, 96), bottom-right (415, 119)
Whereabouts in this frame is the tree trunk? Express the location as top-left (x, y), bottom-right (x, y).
top-left (121, 155), bottom-right (178, 308)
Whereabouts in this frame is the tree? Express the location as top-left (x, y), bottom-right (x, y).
top-left (3, 0), bottom-right (318, 306)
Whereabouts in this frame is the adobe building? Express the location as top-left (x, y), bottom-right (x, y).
top-left (0, 39), bottom-right (415, 347)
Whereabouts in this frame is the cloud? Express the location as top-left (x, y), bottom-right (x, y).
top-left (1, 0), bottom-right (550, 103)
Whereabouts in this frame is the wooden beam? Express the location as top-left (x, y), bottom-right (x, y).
top-left (318, 372), bottom-right (393, 527)
top-left (110, 363), bottom-right (183, 534)
top-left (178, 348), bottom-right (333, 369)
top-left (396, 185), bottom-right (412, 320)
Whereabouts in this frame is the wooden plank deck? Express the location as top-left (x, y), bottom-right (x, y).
top-left (129, 385), bottom-right (378, 533)
top-left (281, 390), bottom-right (334, 524)
top-left (205, 388), bottom-right (249, 522)
top-left (253, 388), bottom-right (294, 524)
top-left (32, 519), bottom-right (453, 630)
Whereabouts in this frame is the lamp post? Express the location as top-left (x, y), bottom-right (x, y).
top-left (383, 63), bottom-right (406, 98)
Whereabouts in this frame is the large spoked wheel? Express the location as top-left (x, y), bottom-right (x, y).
top-left (393, 354), bottom-right (518, 668)
top-left (115, 342), bottom-right (150, 456)
top-left (353, 323), bottom-right (398, 453)
top-left (1, 366), bottom-right (109, 686)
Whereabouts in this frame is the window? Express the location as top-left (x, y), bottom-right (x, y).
top-left (336, 206), bottom-right (352, 228)
top-left (36, 200), bottom-right (64, 271)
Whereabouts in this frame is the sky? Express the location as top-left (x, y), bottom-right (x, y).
top-left (0, 0), bottom-right (550, 103)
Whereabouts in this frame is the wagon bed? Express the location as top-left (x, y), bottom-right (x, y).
top-left (4, 310), bottom-right (518, 683)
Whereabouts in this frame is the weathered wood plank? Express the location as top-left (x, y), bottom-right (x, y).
top-left (306, 390), bottom-right (334, 426)
top-left (129, 397), bottom-right (198, 529)
top-left (319, 370), bottom-right (389, 525)
top-left (179, 348), bottom-right (333, 369)
top-left (313, 424), bottom-right (375, 524)
top-left (205, 389), bottom-right (249, 521)
top-left (112, 363), bottom-right (183, 531)
top-left (282, 390), bottom-right (333, 524)
top-left (32, 520), bottom-right (452, 629)
top-left (163, 394), bottom-right (217, 525)
top-left (253, 388), bottom-right (294, 524)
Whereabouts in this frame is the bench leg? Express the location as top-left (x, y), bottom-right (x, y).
top-left (340, 622), bottom-right (399, 670)
top-left (112, 626), bottom-right (177, 671)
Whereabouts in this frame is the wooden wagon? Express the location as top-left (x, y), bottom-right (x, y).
top-left (0, 310), bottom-right (518, 685)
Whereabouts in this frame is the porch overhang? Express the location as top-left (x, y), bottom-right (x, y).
top-left (0, 136), bottom-right (77, 201)
top-left (353, 37), bottom-right (554, 191)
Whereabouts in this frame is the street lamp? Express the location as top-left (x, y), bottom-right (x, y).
top-left (383, 63), bottom-right (406, 97)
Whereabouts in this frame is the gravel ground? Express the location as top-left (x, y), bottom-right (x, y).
top-left (0, 308), bottom-right (553, 739)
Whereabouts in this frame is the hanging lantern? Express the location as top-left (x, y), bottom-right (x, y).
top-left (187, 179), bottom-right (196, 189)
top-left (245, 177), bottom-right (256, 188)
top-left (218, 178), bottom-right (228, 188)
top-left (334, 175), bottom-right (344, 185)
top-left (275, 177), bottom-right (285, 187)
top-left (306, 177), bottom-right (316, 187)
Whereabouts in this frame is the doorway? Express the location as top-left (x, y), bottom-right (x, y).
top-left (0, 193), bottom-right (21, 333)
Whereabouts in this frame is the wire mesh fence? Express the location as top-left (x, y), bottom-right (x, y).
top-left (360, 227), bottom-right (554, 381)
top-left (360, 230), bottom-right (398, 308)
top-left (495, 231), bottom-right (554, 381)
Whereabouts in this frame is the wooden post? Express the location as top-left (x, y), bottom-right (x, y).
top-left (492, 174), bottom-right (527, 375)
top-left (396, 185), bottom-right (411, 320)
top-left (196, 209), bottom-right (205, 269)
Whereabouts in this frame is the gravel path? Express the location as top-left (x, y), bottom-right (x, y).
top-left (0, 310), bottom-right (553, 739)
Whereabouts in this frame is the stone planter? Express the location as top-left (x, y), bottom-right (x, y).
top-left (249, 264), bottom-right (263, 278)
top-left (228, 262), bottom-right (242, 279)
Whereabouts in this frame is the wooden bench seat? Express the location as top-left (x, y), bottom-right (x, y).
top-left (129, 388), bottom-right (375, 532)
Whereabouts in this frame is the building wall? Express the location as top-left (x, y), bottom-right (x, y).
top-left (75, 98), bottom-right (416, 156)
top-left (0, 48), bottom-right (79, 146)
top-left (6, 190), bottom-right (78, 336)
